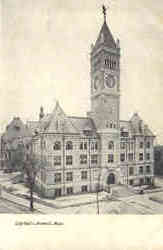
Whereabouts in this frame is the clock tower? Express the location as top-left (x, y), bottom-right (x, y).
top-left (89, 6), bottom-right (120, 131)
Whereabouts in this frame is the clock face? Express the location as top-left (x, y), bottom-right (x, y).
top-left (94, 76), bottom-right (100, 90)
top-left (104, 74), bottom-right (115, 88)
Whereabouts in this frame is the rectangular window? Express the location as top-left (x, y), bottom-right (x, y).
top-left (84, 142), bottom-right (87, 150)
top-left (54, 173), bottom-right (62, 183)
top-left (108, 154), bottom-right (114, 163)
top-left (129, 167), bottom-right (134, 176)
top-left (80, 142), bottom-right (87, 150)
top-left (146, 153), bottom-right (150, 160)
top-left (66, 155), bottom-right (73, 165)
top-left (120, 142), bottom-right (125, 149)
top-left (129, 179), bottom-right (134, 186)
top-left (145, 177), bottom-right (151, 185)
top-left (81, 185), bottom-right (88, 193)
top-left (80, 142), bottom-right (83, 150)
top-left (146, 165), bottom-right (151, 174)
top-left (81, 171), bottom-right (87, 180)
top-left (139, 153), bottom-right (143, 161)
top-left (80, 154), bottom-right (87, 164)
top-left (105, 59), bottom-right (109, 66)
top-left (66, 172), bottom-right (73, 182)
top-left (139, 166), bottom-right (143, 174)
top-left (67, 187), bottom-right (73, 195)
top-left (128, 153), bottom-right (133, 161)
top-left (120, 153), bottom-right (125, 162)
top-left (91, 141), bottom-right (98, 151)
top-left (55, 188), bottom-right (62, 197)
top-left (140, 178), bottom-right (144, 185)
top-left (91, 154), bottom-right (98, 164)
top-left (54, 156), bottom-right (61, 166)
top-left (139, 142), bottom-right (144, 149)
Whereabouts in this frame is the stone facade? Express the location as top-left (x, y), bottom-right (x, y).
top-left (32, 11), bottom-right (155, 198)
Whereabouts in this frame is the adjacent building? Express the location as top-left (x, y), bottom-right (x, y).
top-left (1, 117), bottom-right (32, 170)
top-left (154, 145), bottom-right (163, 175)
top-left (32, 7), bottom-right (155, 198)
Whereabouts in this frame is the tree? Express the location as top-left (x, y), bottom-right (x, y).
top-left (24, 153), bottom-right (41, 212)
top-left (5, 141), bottom-right (43, 212)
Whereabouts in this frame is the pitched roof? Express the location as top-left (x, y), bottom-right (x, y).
top-left (40, 102), bottom-right (78, 134)
top-left (26, 121), bottom-right (39, 134)
top-left (68, 116), bottom-right (96, 133)
top-left (2, 117), bottom-right (32, 142)
top-left (120, 113), bottom-right (155, 137)
top-left (92, 21), bottom-right (116, 53)
top-left (36, 102), bottom-right (97, 134)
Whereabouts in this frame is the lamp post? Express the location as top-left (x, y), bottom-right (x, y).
top-left (96, 170), bottom-right (102, 214)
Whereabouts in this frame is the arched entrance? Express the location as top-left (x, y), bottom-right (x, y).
top-left (107, 173), bottom-right (115, 185)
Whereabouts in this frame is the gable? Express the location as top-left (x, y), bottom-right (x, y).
top-left (45, 102), bottom-right (78, 134)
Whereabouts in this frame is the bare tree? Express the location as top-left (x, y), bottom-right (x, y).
top-left (23, 153), bottom-right (41, 212)
top-left (5, 141), bottom-right (43, 212)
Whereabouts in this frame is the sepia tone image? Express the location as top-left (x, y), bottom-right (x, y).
top-left (0, 0), bottom-right (163, 214)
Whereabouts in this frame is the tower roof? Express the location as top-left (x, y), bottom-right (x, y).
top-left (92, 20), bottom-right (116, 53)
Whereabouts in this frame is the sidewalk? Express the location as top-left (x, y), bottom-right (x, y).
top-left (1, 190), bottom-right (57, 214)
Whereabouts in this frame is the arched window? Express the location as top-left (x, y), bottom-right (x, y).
top-left (53, 141), bottom-right (61, 150)
top-left (108, 141), bottom-right (114, 150)
top-left (66, 141), bottom-right (73, 150)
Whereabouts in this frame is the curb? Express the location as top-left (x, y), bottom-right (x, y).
top-left (0, 196), bottom-right (43, 214)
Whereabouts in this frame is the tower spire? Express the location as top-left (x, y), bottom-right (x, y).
top-left (102, 5), bottom-right (106, 22)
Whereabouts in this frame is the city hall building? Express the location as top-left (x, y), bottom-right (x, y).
top-left (32, 7), bottom-right (155, 198)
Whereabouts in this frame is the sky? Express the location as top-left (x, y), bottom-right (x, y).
top-left (1, 0), bottom-right (163, 143)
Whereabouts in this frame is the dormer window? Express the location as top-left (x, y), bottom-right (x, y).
top-left (83, 129), bottom-right (92, 136)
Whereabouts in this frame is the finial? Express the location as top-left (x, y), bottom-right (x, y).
top-left (39, 106), bottom-right (44, 120)
top-left (102, 5), bottom-right (106, 22)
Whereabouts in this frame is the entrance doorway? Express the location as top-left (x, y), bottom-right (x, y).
top-left (107, 173), bottom-right (115, 185)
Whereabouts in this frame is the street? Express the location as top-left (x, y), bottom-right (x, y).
top-left (0, 198), bottom-right (30, 213)
top-left (1, 170), bottom-right (163, 214)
